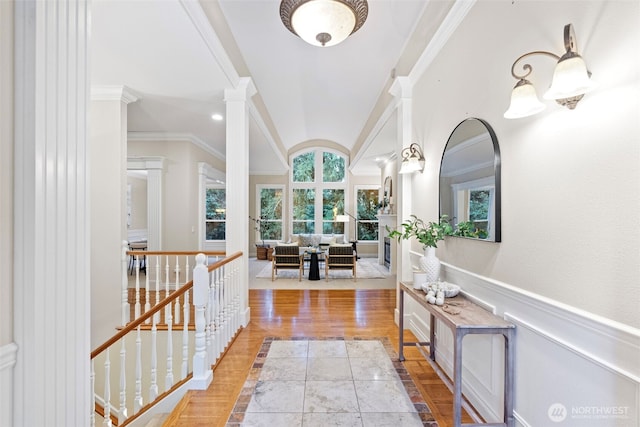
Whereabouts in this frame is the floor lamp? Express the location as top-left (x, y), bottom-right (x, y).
top-left (335, 213), bottom-right (360, 259)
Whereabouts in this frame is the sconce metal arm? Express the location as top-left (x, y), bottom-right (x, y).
top-left (510, 50), bottom-right (560, 80)
top-left (400, 143), bottom-right (424, 162)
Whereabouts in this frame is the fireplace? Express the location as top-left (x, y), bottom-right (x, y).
top-left (384, 237), bottom-right (391, 268)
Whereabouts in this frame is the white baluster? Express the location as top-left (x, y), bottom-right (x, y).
top-left (217, 269), bottom-right (225, 359)
top-left (154, 255), bottom-right (161, 324)
top-left (103, 349), bottom-right (112, 427)
top-left (144, 260), bottom-right (151, 323)
top-left (165, 256), bottom-right (170, 324)
top-left (134, 257), bottom-right (141, 319)
top-left (122, 241), bottom-right (130, 325)
top-left (192, 254), bottom-right (212, 389)
top-left (119, 339), bottom-right (128, 423)
top-left (206, 268), bottom-right (214, 366)
top-left (181, 289), bottom-right (189, 379)
top-left (149, 313), bottom-right (158, 401)
top-left (166, 296), bottom-right (174, 390)
top-left (134, 327), bottom-right (143, 413)
top-left (174, 256), bottom-right (181, 324)
top-left (91, 359), bottom-right (96, 427)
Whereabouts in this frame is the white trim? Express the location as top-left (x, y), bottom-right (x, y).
top-left (408, 0), bottom-right (476, 85)
top-left (0, 342), bottom-right (17, 371)
top-left (127, 131), bottom-right (226, 162)
top-left (91, 85), bottom-right (140, 104)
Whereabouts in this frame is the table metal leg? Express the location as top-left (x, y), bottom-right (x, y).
top-left (429, 314), bottom-right (436, 361)
top-left (453, 331), bottom-right (464, 427)
top-left (399, 288), bottom-right (405, 361)
top-left (504, 331), bottom-right (515, 427)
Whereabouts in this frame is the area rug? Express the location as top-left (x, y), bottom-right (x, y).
top-left (255, 259), bottom-right (391, 280)
top-left (226, 337), bottom-right (438, 427)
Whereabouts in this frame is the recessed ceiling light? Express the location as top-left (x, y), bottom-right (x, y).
top-left (211, 114), bottom-right (224, 121)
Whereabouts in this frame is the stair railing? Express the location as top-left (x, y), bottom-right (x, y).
top-left (92, 250), bottom-right (244, 426)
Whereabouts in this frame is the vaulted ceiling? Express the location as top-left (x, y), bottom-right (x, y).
top-left (91, 0), bottom-right (456, 176)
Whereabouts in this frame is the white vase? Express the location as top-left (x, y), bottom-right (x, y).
top-left (419, 247), bottom-right (441, 283)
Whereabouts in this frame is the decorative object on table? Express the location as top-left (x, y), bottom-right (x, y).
top-left (412, 271), bottom-right (427, 290)
top-left (387, 215), bottom-right (453, 282)
top-left (421, 281), bottom-right (460, 306)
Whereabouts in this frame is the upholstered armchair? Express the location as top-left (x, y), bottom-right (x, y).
top-left (271, 245), bottom-right (303, 281)
top-left (325, 245), bottom-right (357, 281)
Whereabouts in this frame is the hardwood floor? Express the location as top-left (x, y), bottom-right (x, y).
top-left (163, 289), bottom-right (473, 426)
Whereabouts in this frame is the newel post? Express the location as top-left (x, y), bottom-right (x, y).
top-left (191, 254), bottom-right (213, 389)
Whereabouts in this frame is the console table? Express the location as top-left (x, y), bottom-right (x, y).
top-left (399, 282), bottom-right (515, 427)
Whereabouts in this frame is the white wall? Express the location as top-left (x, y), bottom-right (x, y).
top-left (128, 139), bottom-right (224, 251)
top-left (90, 100), bottom-right (129, 348)
top-left (0, 2), bottom-right (14, 425)
top-left (402, 1), bottom-right (640, 426)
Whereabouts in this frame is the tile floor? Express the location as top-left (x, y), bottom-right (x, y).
top-left (226, 337), bottom-right (437, 427)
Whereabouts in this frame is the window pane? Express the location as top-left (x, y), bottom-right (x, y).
top-left (357, 189), bottom-right (379, 220)
top-left (206, 188), bottom-right (226, 220)
top-left (323, 221), bottom-right (345, 234)
top-left (206, 222), bottom-right (225, 240)
top-left (323, 152), bottom-right (345, 182)
top-left (293, 188), bottom-right (314, 233)
top-left (356, 189), bottom-right (379, 241)
top-left (259, 187), bottom-right (283, 241)
top-left (293, 152), bottom-right (315, 182)
top-left (357, 222), bottom-right (378, 241)
top-left (260, 188), bottom-right (283, 219)
top-left (469, 190), bottom-right (490, 221)
top-left (322, 189), bottom-right (344, 220)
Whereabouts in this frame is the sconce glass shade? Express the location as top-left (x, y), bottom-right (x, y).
top-left (544, 52), bottom-right (596, 100)
top-left (398, 143), bottom-right (425, 174)
top-left (504, 79), bottom-right (546, 119)
top-left (281, 0), bottom-right (368, 47)
top-left (398, 156), bottom-right (423, 174)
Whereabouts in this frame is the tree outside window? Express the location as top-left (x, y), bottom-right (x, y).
top-left (257, 187), bottom-right (283, 242)
top-left (356, 188), bottom-right (379, 241)
top-left (205, 187), bottom-right (225, 240)
top-left (291, 149), bottom-right (347, 235)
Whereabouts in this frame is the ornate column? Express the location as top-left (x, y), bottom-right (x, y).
top-left (224, 77), bottom-right (256, 326)
top-left (13, 1), bottom-right (91, 424)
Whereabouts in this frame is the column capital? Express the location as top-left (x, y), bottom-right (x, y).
top-left (389, 76), bottom-right (413, 100)
top-left (224, 77), bottom-right (257, 103)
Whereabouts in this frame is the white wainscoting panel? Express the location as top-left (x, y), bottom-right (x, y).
top-left (401, 255), bottom-right (640, 427)
top-left (0, 342), bottom-right (17, 427)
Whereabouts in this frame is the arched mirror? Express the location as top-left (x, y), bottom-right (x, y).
top-left (439, 118), bottom-right (501, 242)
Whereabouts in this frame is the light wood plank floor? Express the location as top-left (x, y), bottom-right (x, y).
top-left (163, 289), bottom-right (474, 427)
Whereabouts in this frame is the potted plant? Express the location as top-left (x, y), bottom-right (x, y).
top-left (250, 216), bottom-right (276, 260)
top-left (387, 215), bottom-right (453, 283)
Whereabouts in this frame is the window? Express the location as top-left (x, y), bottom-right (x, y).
top-left (451, 177), bottom-right (495, 240)
top-left (291, 149), bottom-right (347, 235)
top-left (256, 186), bottom-right (284, 242)
top-left (356, 187), bottom-right (379, 241)
top-left (205, 187), bottom-right (226, 240)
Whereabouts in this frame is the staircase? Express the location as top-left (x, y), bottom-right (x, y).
top-left (90, 249), bottom-right (247, 426)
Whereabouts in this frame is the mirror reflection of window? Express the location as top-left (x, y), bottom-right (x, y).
top-left (439, 118), bottom-right (501, 242)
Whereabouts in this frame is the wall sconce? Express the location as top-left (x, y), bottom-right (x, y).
top-left (398, 143), bottom-right (425, 174)
top-left (504, 23), bottom-right (596, 119)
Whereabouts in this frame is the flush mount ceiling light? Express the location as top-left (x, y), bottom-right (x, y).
top-left (280, 0), bottom-right (368, 47)
top-left (398, 143), bottom-right (425, 174)
top-left (504, 23), bottom-right (596, 119)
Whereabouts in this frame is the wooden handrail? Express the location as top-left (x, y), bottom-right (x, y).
top-left (91, 251), bottom-right (243, 359)
top-left (126, 250), bottom-right (226, 256)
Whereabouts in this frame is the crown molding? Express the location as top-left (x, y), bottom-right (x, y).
top-left (127, 132), bottom-right (225, 161)
top-left (91, 85), bottom-right (140, 104)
